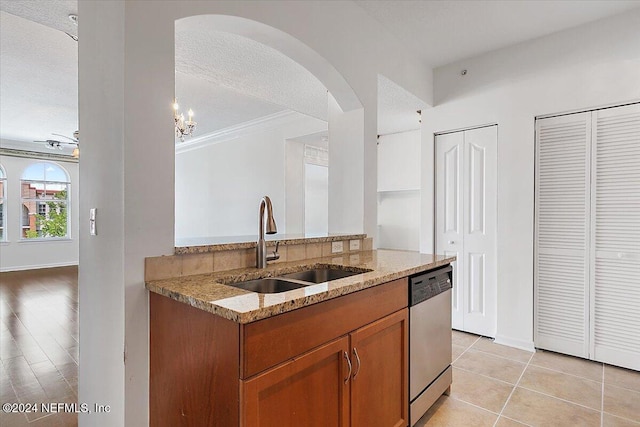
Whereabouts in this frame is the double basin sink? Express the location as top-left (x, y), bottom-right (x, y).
top-left (227, 266), bottom-right (371, 294)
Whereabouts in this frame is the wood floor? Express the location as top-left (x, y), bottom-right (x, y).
top-left (0, 266), bottom-right (78, 427)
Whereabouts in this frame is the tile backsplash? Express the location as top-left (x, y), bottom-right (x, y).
top-left (145, 237), bottom-right (373, 282)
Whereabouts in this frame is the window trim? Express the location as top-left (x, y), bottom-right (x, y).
top-left (19, 162), bottom-right (71, 241)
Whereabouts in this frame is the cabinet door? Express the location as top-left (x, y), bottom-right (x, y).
top-left (350, 309), bottom-right (408, 427)
top-left (241, 336), bottom-right (350, 427)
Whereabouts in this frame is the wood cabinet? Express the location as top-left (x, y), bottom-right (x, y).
top-left (150, 278), bottom-right (408, 427)
top-left (242, 336), bottom-right (351, 427)
top-left (350, 310), bottom-right (408, 427)
top-left (241, 309), bottom-right (408, 427)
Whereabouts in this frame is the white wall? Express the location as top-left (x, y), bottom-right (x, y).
top-left (79, 2), bottom-right (431, 426)
top-left (328, 94), bottom-right (365, 234)
top-left (0, 152), bottom-right (79, 271)
top-left (285, 139), bottom-right (305, 235)
top-left (78, 2), bottom-right (128, 424)
top-left (304, 163), bottom-right (329, 236)
top-left (175, 113), bottom-right (326, 239)
top-left (421, 10), bottom-right (640, 351)
top-left (377, 130), bottom-right (421, 250)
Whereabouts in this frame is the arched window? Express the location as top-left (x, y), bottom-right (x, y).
top-left (20, 162), bottom-right (70, 239)
top-left (0, 165), bottom-right (5, 241)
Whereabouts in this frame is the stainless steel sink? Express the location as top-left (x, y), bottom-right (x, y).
top-left (227, 278), bottom-right (308, 294)
top-left (226, 266), bottom-right (372, 293)
top-left (278, 267), bottom-right (367, 284)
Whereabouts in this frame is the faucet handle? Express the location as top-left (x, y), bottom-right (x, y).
top-left (266, 241), bottom-right (280, 262)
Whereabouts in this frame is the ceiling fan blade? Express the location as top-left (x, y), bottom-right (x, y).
top-left (52, 133), bottom-right (78, 143)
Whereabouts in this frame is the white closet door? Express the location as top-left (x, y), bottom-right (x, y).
top-left (590, 103), bottom-right (640, 370)
top-left (436, 131), bottom-right (465, 331)
top-left (535, 113), bottom-right (591, 358)
top-left (462, 126), bottom-right (497, 336)
top-left (436, 126), bottom-right (497, 336)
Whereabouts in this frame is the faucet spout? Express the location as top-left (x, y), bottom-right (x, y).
top-left (257, 196), bottom-right (278, 268)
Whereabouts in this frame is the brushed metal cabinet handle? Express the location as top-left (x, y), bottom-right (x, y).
top-left (352, 348), bottom-right (361, 379)
top-left (344, 351), bottom-right (352, 384)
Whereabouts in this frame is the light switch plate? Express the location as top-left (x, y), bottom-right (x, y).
top-left (349, 240), bottom-right (360, 251)
top-left (331, 241), bottom-right (343, 253)
top-left (89, 208), bottom-right (97, 236)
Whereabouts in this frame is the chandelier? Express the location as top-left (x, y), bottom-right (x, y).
top-left (173, 99), bottom-right (196, 142)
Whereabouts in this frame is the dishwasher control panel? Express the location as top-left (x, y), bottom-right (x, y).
top-left (409, 265), bottom-right (452, 306)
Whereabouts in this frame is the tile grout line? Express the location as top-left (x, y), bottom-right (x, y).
top-left (492, 349), bottom-right (535, 427)
top-left (453, 365), bottom-right (519, 387)
top-left (602, 412), bottom-right (640, 425)
top-left (500, 414), bottom-right (534, 427)
top-left (468, 347), bottom-right (532, 365)
top-left (448, 395), bottom-right (503, 417)
top-left (525, 360), bottom-right (604, 383)
top-left (451, 333), bottom-right (482, 364)
top-left (517, 384), bottom-right (603, 413)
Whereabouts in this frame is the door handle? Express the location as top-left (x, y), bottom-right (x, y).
top-left (343, 351), bottom-right (352, 384)
top-left (448, 240), bottom-right (455, 244)
top-left (352, 348), bottom-right (361, 379)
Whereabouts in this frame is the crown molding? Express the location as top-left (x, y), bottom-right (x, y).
top-left (0, 148), bottom-right (78, 163)
top-left (175, 110), bottom-right (309, 154)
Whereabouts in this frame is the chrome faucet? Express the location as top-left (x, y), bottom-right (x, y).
top-left (257, 196), bottom-right (280, 268)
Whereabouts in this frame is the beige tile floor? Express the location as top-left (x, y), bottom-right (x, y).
top-left (416, 330), bottom-right (640, 427)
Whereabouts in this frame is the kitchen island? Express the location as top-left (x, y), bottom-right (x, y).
top-left (146, 249), bottom-right (455, 427)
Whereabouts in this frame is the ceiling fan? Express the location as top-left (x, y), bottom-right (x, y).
top-left (34, 131), bottom-right (80, 158)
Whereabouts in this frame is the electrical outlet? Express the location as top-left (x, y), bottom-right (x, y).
top-left (331, 241), bottom-right (343, 253)
top-left (349, 239), bottom-right (360, 251)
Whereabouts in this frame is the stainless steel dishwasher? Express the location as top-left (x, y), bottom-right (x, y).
top-left (409, 265), bottom-right (453, 425)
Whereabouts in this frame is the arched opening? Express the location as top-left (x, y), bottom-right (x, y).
top-left (174, 15), bottom-right (365, 243)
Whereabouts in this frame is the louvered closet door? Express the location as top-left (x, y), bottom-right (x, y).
top-left (535, 113), bottom-right (591, 358)
top-left (590, 103), bottom-right (640, 370)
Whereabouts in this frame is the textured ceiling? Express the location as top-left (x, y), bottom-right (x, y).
top-left (0, 11), bottom-right (78, 151)
top-left (0, 0), bottom-right (77, 38)
top-left (176, 71), bottom-right (286, 137)
top-left (175, 20), bottom-right (329, 126)
top-left (377, 75), bottom-right (426, 135)
top-left (3, 0), bottom-right (639, 149)
top-left (356, 0), bottom-right (640, 68)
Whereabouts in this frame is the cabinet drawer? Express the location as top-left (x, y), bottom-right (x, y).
top-left (241, 336), bottom-right (350, 427)
top-left (241, 278), bottom-right (407, 378)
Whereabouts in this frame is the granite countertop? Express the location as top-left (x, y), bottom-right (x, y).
top-left (175, 233), bottom-right (367, 254)
top-left (146, 250), bottom-right (456, 323)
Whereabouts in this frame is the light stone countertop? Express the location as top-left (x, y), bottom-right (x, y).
top-left (145, 249), bottom-right (456, 323)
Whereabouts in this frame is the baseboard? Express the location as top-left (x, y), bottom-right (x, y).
top-left (0, 261), bottom-right (78, 272)
top-left (494, 334), bottom-right (536, 353)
